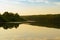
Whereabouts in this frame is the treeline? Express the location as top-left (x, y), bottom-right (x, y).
top-left (0, 12), bottom-right (26, 22)
top-left (0, 12), bottom-right (60, 29)
top-left (23, 14), bottom-right (60, 28)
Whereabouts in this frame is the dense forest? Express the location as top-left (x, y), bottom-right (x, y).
top-left (0, 12), bottom-right (26, 22)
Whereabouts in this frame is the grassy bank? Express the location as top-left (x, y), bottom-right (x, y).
top-left (22, 14), bottom-right (60, 29)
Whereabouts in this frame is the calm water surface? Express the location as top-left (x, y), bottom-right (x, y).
top-left (0, 24), bottom-right (60, 40)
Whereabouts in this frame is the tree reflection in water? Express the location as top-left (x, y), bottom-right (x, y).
top-left (29, 22), bottom-right (60, 29)
top-left (0, 23), bottom-right (21, 29)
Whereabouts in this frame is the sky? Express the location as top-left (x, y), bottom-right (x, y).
top-left (0, 0), bottom-right (60, 15)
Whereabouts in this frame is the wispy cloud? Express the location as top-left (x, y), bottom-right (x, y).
top-left (20, 0), bottom-right (60, 6)
top-left (0, 0), bottom-right (60, 6)
top-left (48, 0), bottom-right (60, 2)
top-left (48, 0), bottom-right (60, 5)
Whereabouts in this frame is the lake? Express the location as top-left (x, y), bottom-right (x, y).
top-left (0, 24), bottom-right (60, 40)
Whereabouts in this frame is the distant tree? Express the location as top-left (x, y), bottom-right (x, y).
top-left (2, 12), bottom-right (26, 22)
top-left (0, 14), bottom-right (7, 22)
top-left (14, 13), bottom-right (26, 22)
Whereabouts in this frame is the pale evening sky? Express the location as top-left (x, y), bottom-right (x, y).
top-left (0, 0), bottom-right (60, 15)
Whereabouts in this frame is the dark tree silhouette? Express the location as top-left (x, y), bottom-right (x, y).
top-left (0, 12), bottom-right (26, 22)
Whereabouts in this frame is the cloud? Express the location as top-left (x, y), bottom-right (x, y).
top-left (0, 0), bottom-right (20, 4)
top-left (26, 0), bottom-right (49, 3)
top-left (48, 0), bottom-right (60, 5)
top-left (48, 0), bottom-right (60, 2)
top-left (53, 2), bottom-right (60, 5)
top-left (0, 0), bottom-right (60, 6)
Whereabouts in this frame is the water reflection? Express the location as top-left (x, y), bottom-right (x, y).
top-left (0, 23), bottom-right (21, 29)
top-left (0, 24), bottom-right (60, 40)
top-left (29, 22), bottom-right (60, 29)
top-left (0, 22), bottom-right (60, 29)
